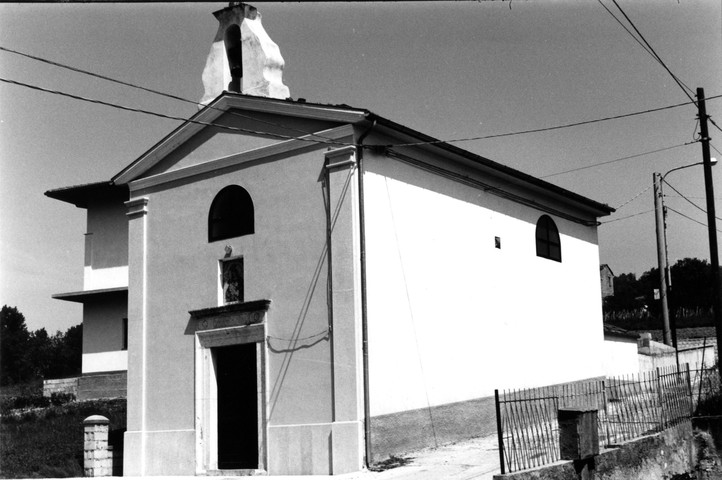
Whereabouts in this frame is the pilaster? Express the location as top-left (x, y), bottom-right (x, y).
top-left (325, 146), bottom-right (364, 473)
top-left (123, 197), bottom-right (149, 476)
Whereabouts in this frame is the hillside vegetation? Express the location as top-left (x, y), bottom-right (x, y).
top-left (0, 397), bottom-right (126, 478)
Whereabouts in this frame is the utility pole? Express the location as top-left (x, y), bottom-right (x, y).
top-left (697, 87), bottom-right (722, 377)
top-left (653, 172), bottom-right (673, 345)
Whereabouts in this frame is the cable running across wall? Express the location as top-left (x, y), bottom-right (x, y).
top-left (383, 176), bottom-right (439, 448)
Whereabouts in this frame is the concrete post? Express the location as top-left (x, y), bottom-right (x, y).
top-left (83, 415), bottom-right (111, 477)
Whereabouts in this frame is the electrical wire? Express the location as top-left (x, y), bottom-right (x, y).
top-left (711, 143), bottom-right (722, 157)
top-left (710, 118), bottom-right (722, 135)
top-left (3, 42), bottom-right (722, 148)
top-left (387, 98), bottom-right (715, 148)
top-left (663, 179), bottom-right (722, 222)
top-left (667, 206), bottom-right (722, 233)
top-left (0, 44), bottom-right (340, 145)
top-left (540, 142), bottom-right (696, 179)
top-left (614, 184), bottom-right (653, 211)
top-left (0, 76), bottom-right (351, 147)
top-left (609, 0), bottom-right (696, 104)
top-left (598, 209), bottom-right (653, 224)
top-left (5, 75), bottom-right (716, 150)
top-left (596, 0), bottom-right (658, 64)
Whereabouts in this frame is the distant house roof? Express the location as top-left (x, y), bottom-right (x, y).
top-left (600, 264), bottom-right (614, 276)
top-left (603, 323), bottom-right (639, 340)
top-left (49, 93), bottom-right (614, 218)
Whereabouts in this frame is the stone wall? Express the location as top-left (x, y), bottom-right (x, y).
top-left (78, 372), bottom-right (127, 400)
top-left (42, 377), bottom-right (79, 397)
top-left (493, 421), bottom-right (694, 480)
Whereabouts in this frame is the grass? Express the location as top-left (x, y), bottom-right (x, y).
top-left (0, 398), bottom-right (126, 478)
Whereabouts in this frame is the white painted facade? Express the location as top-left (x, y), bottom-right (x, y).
top-left (83, 266), bottom-right (129, 291)
top-left (363, 155), bottom-right (606, 417)
top-left (602, 338), bottom-right (639, 377)
top-left (82, 350), bottom-right (129, 373)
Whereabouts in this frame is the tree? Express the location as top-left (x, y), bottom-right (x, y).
top-left (669, 257), bottom-right (712, 310)
top-left (27, 328), bottom-right (53, 379)
top-left (1, 306), bottom-right (83, 384)
top-left (1, 305), bottom-right (32, 385)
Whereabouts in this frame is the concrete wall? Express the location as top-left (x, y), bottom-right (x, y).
top-left (363, 149), bottom-right (605, 418)
top-left (85, 197), bottom-right (128, 290)
top-left (82, 300), bottom-right (127, 374)
top-left (639, 344), bottom-right (716, 373)
top-left (603, 337), bottom-right (639, 377)
top-left (493, 421), bottom-right (694, 480)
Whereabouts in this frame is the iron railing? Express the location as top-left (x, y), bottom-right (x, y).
top-left (495, 364), bottom-right (718, 474)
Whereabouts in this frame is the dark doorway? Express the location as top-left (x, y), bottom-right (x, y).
top-left (215, 343), bottom-right (259, 469)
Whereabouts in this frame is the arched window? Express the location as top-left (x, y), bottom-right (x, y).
top-left (535, 215), bottom-right (561, 262)
top-left (208, 185), bottom-right (254, 242)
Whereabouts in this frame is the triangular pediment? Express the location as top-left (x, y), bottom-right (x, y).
top-left (113, 95), bottom-right (367, 186)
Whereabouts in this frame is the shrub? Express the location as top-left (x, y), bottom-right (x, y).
top-left (0, 398), bottom-right (126, 478)
top-left (50, 392), bottom-right (76, 406)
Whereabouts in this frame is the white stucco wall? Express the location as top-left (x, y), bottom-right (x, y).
top-left (84, 198), bottom-right (129, 290)
top-left (363, 155), bottom-right (606, 417)
top-left (82, 351), bottom-right (128, 373)
top-left (602, 338), bottom-right (639, 377)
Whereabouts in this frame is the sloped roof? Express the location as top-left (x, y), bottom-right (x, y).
top-left (50, 93), bottom-right (614, 217)
top-left (603, 323), bottom-right (639, 340)
top-left (45, 181), bottom-right (128, 208)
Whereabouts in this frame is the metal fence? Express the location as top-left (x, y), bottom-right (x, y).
top-left (495, 364), bottom-right (719, 474)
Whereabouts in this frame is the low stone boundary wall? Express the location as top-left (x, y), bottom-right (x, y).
top-left (78, 372), bottom-right (127, 400)
top-left (493, 421), bottom-right (694, 480)
top-left (42, 377), bottom-right (79, 397)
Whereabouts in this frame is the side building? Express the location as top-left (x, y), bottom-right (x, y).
top-left (46, 183), bottom-right (130, 400)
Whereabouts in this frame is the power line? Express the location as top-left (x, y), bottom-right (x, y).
top-left (388, 98), bottom-right (714, 148)
top-left (596, 0), bottom-right (658, 64)
top-left (540, 142), bottom-right (696, 179)
top-left (667, 206), bottom-right (722, 233)
top-left (710, 118), bottom-right (722, 136)
top-left (4, 44), bottom-right (722, 148)
top-left (614, 184), bottom-right (652, 211)
top-left (599, 209), bottom-right (653, 224)
top-left (663, 179), bottom-right (722, 222)
top-left (3, 74), bottom-right (721, 150)
top-left (0, 76), bottom-right (351, 147)
top-left (609, 0), bottom-right (696, 104)
top-left (0, 44), bottom-right (340, 145)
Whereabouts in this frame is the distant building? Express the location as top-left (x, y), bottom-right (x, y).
top-left (600, 264), bottom-right (615, 298)
top-left (47, 3), bottom-right (615, 476)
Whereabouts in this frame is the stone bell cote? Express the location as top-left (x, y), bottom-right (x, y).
top-left (199, 2), bottom-right (290, 105)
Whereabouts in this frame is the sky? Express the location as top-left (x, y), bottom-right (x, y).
top-left (1, 0), bottom-right (721, 332)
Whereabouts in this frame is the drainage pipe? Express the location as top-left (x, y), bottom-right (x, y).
top-left (356, 119), bottom-right (376, 468)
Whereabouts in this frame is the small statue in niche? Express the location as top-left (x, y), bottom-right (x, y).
top-left (222, 258), bottom-right (243, 304)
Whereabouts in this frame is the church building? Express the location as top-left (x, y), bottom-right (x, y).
top-left (47, 3), bottom-right (613, 476)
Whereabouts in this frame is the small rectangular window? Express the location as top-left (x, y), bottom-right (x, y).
top-left (221, 258), bottom-right (244, 304)
top-left (495, 236), bottom-right (501, 249)
top-left (122, 318), bottom-right (128, 351)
